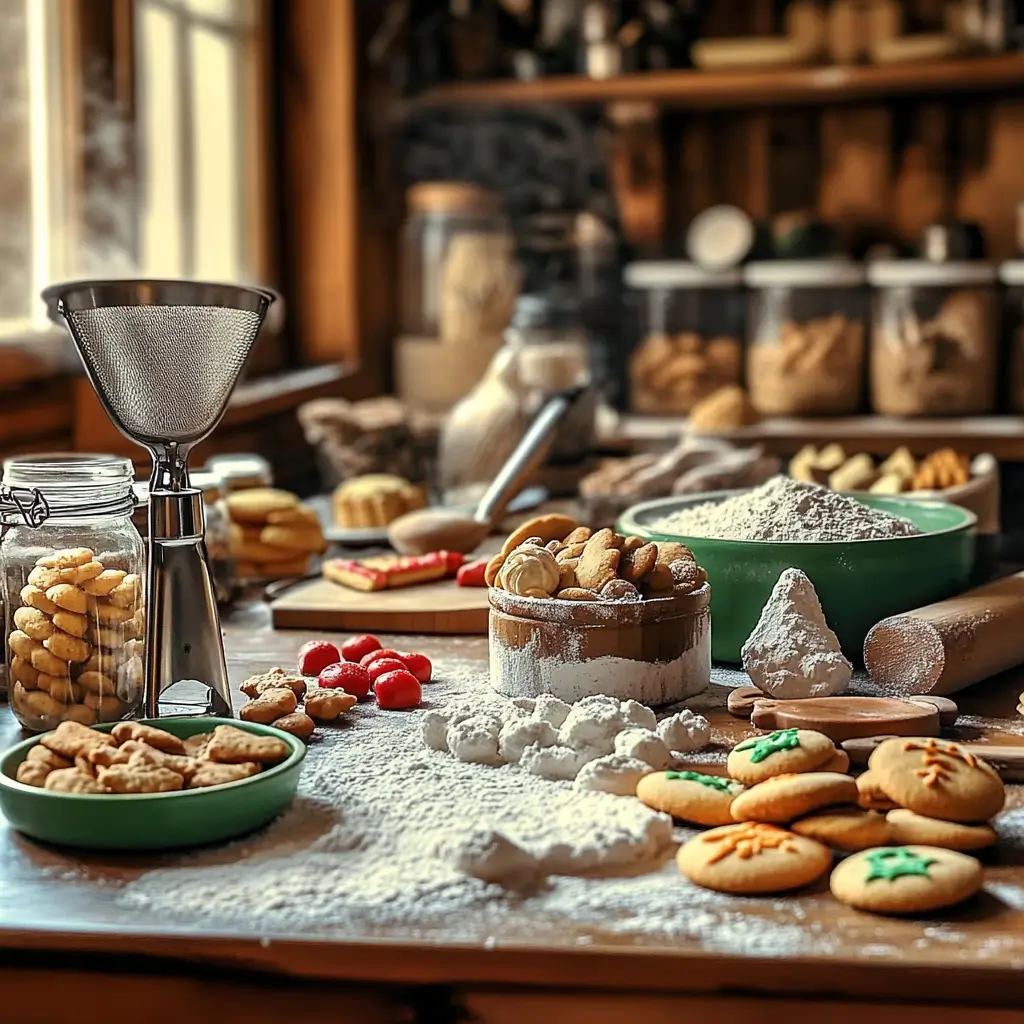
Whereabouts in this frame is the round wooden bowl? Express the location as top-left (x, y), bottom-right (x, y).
top-left (488, 584), bottom-right (711, 706)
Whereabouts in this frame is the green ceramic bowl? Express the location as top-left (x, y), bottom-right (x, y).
top-left (0, 718), bottom-right (305, 851)
top-left (618, 492), bottom-right (977, 665)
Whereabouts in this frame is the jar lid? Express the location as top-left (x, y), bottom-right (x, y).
top-left (999, 260), bottom-right (1024, 286)
top-left (407, 182), bottom-right (499, 215)
top-left (624, 262), bottom-right (742, 289)
top-left (866, 260), bottom-right (996, 287)
top-left (744, 260), bottom-right (866, 287)
top-left (687, 205), bottom-right (755, 270)
top-left (205, 454), bottom-right (272, 490)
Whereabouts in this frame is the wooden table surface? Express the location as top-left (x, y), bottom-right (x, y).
top-left (4, 600), bottom-right (1024, 1023)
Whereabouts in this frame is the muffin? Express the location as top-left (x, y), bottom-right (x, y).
top-left (332, 474), bottom-right (426, 529)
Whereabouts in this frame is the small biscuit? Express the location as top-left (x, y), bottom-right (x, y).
top-left (555, 542), bottom-right (588, 562)
top-left (676, 821), bottom-right (832, 894)
top-left (600, 578), bottom-right (640, 601)
top-left (500, 514), bottom-right (578, 557)
top-left (88, 745), bottom-right (133, 768)
top-left (36, 547), bottom-right (94, 569)
top-left (575, 529), bottom-right (621, 591)
top-left (14, 685), bottom-right (66, 721)
top-left (90, 601), bottom-right (134, 627)
top-left (620, 536), bottom-right (645, 555)
top-left (111, 721), bottom-right (187, 755)
top-left (8, 630), bottom-right (42, 661)
top-left (727, 729), bottom-right (837, 786)
top-left (44, 631), bottom-right (92, 664)
top-left (83, 652), bottom-right (118, 676)
top-left (36, 675), bottom-right (81, 704)
top-left (26, 745), bottom-right (72, 770)
top-left (730, 772), bottom-right (859, 823)
top-left (271, 712), bottom-right (316, 741)
top-left (644, 563), bottom-right (675, 593)
top-left (259, 524), bottom-right (327, 554)
top-left (556, 562), bottom-right (578, 591)
top-left (45, 584), bottom-right (88, 614)
top-left (123, 745), bottom-right (198, 780)
top-left (40, 720), bottom-right (116, 759)
top-left (62, 704), bottom-right (98, 726)
top-left (52, 610), bottom-right (89, 639)
top-left (562, 526), bottom-right (592, 545)
top-left (886, 808), bottom-right (997, 851)
top-left (555, 586), bottom-right (600, 601)
top-left (65, 561), bottom-right (105, 585)
top-left (856, 770), bottom-right (899, 811)
top-left (78, 671), bottom-right (116, 696)
top-left (11, 655), bottom-right (39, 690)
top-left (265, 504), bottom-right (320, 527)
top-left (29, 647), bottom-right (71, 677)
top-left (619, 542), bottom-right (658, 584)
top-left (20, 584), bottom-right (57, 615)
top-left (97, 763), bottom-right (183, 794)
top-left (82, 569), bottom-right (127, 596)
top-left (206, 724), bottom-right (290, 764)
top-left (16, 761), bottom-right (52, 788)
top-left (239, 668), bottom-right (307, 701)
top-left (791, 807), bottom-right (892, 851)
top-left (74, 754), bottom-right (96, 776)
top-left (820, 748), bottom-right (850, 774)
top-left (655, 541), bottom-right (695, 566)
top-left (669, 559), bottom-right (708, 594)
top-left (13, 606), bottom-right (55, 641)
top-left (27, 565), bottom-right (63, 590)
top-left (188, 761), bottom-right (261, 788)
top-left (183, 732), bottom-right (214, 759)
top-left (83, 692), bottom-right (123, 718)
top-left (44, 767), bottom-right (108, 794)
top-left (226, 487), bottom-right (299, 524)
top-left (304, 688), bottom-right (357, 722)
top-left (637, 770), bottom-right (744, 826)
top-left (107, 574), bottom-right (142, 609)
top-left (830, 845), bottom-right (983, 915)
top-left (239, 687), bottom-right (298, 725)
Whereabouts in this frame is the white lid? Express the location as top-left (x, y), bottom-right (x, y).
top-left (687, 205), bottom-right (754, 271)
top-left (624, 261), bottom-right (742, 289)
top-left (744, 260), bottom-right (866, 288)
top-left (867, 260), bottom-right (996, 287)
top-left (999, 260), bottom-right (1024, 286)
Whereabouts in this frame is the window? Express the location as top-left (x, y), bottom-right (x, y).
top-left (0, 0), bottom-right (273, 340)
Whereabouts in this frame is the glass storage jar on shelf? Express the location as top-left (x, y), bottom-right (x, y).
top-left (868, 261), bottom-right (997, 416)
top-left (0, 454), bottom-right (144, 733)
top-left (744, 260), bottom-right (867, 416)
top-left (625, 262), bottom-right (744, 414)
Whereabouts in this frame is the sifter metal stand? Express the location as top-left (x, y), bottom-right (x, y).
top-left (42, 279), bottom-right (276, 720)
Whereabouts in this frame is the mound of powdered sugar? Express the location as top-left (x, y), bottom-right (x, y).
top-left (650, 475), bottom-right (920, 543)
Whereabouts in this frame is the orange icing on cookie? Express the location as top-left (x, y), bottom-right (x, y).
top-left (902, 738), bottom-right (978, 788)
top-left (703, 823), bottom-right (797, 864)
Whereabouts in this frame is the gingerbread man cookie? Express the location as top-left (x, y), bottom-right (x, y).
top-left (727, 729), bottom-right (837, 786)
top-left (868, 737), bottom-right (1004, 823)
top-left (677, 821), bottom-right (832, 894)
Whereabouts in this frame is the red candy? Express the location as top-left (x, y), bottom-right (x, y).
top-left (366, 657), bottom-right (408, 683)
top-left (398, 650), bottom-right (432, 684)
top-left (360, 648), bottom-right (406, 669)
top-left (317, 661), bottom-right (371, 699)
top-left (456, 559), bottom-right (487, 587)
top-left (297, 640), bottom-right (341, 677)
top-left (439, 550), bottom-right (465, 575)
top-left (374, 669), bottom-right (422, 710)
top-left (341, 634), bottom-right (381, 663)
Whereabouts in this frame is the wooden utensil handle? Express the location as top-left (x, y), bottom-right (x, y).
top-left (864, 571), bottom-right (1024, 698)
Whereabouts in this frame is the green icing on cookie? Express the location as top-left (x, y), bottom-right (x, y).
top-left (864, 847), bottom-right (937, 882)
top-left (735, 728), bottom-right (800, 763)
top-left (666, 771), bottom-right (733, 793)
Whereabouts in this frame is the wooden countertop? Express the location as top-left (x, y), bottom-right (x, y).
top-left (4, 603), bottom-right (1024, 1022)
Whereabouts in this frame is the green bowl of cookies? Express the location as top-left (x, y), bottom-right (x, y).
top-left (0, 718), bottom-right (305, 850)
top-left (618, 482), bottom-right (976, 664)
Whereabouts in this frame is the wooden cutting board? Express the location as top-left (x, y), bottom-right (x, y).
top-left (270, 576), bottom-right (490, 635)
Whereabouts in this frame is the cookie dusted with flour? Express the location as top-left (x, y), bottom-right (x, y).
top-left (729, 772), bottom-right (858, 824)
top-left (791, 808), bottom-right (891, 852)
top-left (885, 809), bottom-right (997, 852)
top-left (829, 845), bottom-right (983, 915)
top-left (868, 737), bottom-right (1004, 823)
top-left (727, 729), bottom-right (836, 786)
top-left (677, 821), bottom-right (832, 894)
top-left (636, 770), bottom-right (744, 826)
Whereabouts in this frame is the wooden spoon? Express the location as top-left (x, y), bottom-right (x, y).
top-left (387, 391), bottom-right (573, 557)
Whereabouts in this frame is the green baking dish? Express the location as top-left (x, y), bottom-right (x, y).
top-left (0, 718), bottom-right (305, 851)
top-left (617, 492), bottom-right (976, 664)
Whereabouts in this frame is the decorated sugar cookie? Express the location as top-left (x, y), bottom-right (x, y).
top-left (856, 770), bottom-right (900, 811)
top-left (830, 845), bottom-right (983, 914)
top-left (868, 737), bottom-right (1004, 823)
top-left (886, 809), bottom-right (997, 852)
top-left (729, 771), bottom-right (859, 824)
top-left (636, 770), bottom-right (744, 826)
top-left (676, 821), bottom-right (832, 894)
top-left (791, 807), bottom-right (892, 852)
top-left (727, 728), bottom-right (837, 786)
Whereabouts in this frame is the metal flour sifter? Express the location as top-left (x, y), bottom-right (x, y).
top-left (42, 279), bottom-right (275, 719)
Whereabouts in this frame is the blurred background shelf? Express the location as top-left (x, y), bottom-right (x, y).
top-left (618, 415), bottom-right (1024, 458)
top-left (405, 54), bottom-right (1024, 114)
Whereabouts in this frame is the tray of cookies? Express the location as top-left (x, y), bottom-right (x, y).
top-left (0, 718), bottom-right (305, 850)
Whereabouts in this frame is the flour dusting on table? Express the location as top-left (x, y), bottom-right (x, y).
top-left (117, 659), bottom-right (828, 956)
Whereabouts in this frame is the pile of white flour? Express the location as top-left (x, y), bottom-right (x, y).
top-left (114, 659), bottom-right (830, 956)
top-left (651, 476), bottom-right (920, 543)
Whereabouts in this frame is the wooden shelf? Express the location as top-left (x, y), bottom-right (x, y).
top-left (405, 54), bottom-right (1024, 113)
top-left (618, 414), bottom-right (1024, 460)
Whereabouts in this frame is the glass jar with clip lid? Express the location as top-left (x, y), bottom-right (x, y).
top-left (0, 453), bottom-right (144, 732)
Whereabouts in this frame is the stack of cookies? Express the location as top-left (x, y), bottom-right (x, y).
top-left (225, 488), bottom-right (327, 579)
top-left (8, 547), bottom-right (144, 730)
top-left (485, 514), bottom-right (708, 603)
top-left (644, 730), bottom-right (1002, 916)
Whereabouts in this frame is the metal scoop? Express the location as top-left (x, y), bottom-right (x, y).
top-left (43, 279), bottom-right (275, 719)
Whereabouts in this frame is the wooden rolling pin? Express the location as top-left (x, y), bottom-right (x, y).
top-left (864, 572), bottom-right (1024, 697)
